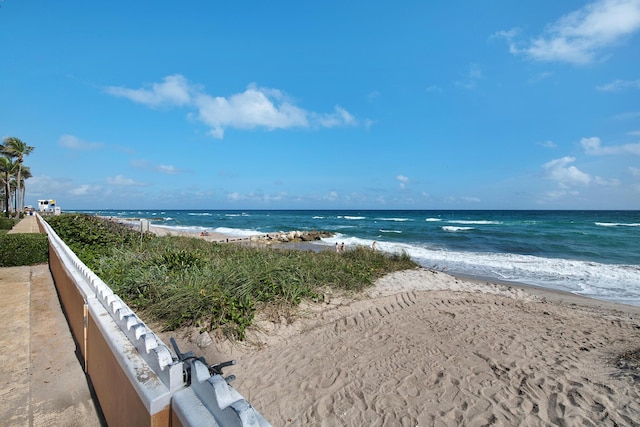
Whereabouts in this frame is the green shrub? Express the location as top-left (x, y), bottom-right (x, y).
top-left (46, 213), bottom-right (153, 269)
top-left (46, 214), bottom-right (419, 340)
top-left (0, 233), bottom-right (49, 266)
top-left (0, 217), bottom-right (19, 230)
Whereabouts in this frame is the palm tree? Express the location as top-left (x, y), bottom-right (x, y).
top-left (0, 156), bottom-right (11, 217)
top-left (0, 143), bottom-right (18, 217)
top-left (3, 137), bottom-right (34, 216)
top-left (17, 165), bottom-right (32, 212)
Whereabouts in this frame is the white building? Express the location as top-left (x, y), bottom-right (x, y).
top-left (38, 199), bottom-right (60, 214)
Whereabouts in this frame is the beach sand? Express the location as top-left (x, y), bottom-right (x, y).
top-left (151, 227), bottom-right (640, 426)
top-left (149, 224), bottom-right (233, 242)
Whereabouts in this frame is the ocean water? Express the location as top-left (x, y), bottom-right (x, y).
top-left (77, 210), bottom-right (640, 306)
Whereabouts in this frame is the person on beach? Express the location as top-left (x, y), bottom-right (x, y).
top-left (340, 242), bottom-right (345, 252)
top-left (372, 241), bottom-right (377, 250)
top-left (335, 242), bottom-right (340, 253)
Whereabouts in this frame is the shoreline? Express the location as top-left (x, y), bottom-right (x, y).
top-left (148, 222), bottom-right (640, 311)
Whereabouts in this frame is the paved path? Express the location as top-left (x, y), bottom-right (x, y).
top-left (0, 216), bottom-right (104, 426)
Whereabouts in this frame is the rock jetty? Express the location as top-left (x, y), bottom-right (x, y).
top-left (249, 230), bottom-right (333, 244)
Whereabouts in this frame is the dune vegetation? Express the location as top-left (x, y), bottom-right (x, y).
top-left (46, 214), bottom-right (417, 339)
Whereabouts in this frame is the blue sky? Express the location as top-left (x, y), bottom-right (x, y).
top-left (1, 0), bottom-right (639, 210)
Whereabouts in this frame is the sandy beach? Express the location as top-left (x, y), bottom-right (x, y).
top-left (150, 225), bottom-right (640, 426)
top-left (165, 269), bottom-right (640, 426)
top-left (148, 224), bottom-right (234, 242)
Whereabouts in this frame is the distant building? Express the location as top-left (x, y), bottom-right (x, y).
top-left (38, 199), bottom-right (60, 215)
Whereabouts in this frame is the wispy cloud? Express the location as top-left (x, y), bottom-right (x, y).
top-left (455, 64), bottom-right (484, 89)
top-left (105, 75), bottom-right (193, 108)
top-left (131, 159), bottom-right (183, 175)
top-left (538, 140), bottom-right (557, 148)
top-left (226, 191), bottom-right (287, 203)
top-left (596, 79), bottom-right (640, 91)
top-left (581, 136), bottom-right (640, 155)
top-left (106, 75), bottom-right (358, 139)
top-left (106, 175), bottom-right (147, 186)
top-left (58, 134), bottom-right (103, 150)
top-left (445, 196), bottom-right (481, 204)
top-left (496, 0), bottom-right (640, 65)
top-left (396, 175), bottom-right (410, 189)
top-left (528, 71), bottom-right (554, 84)
top-left (69, 184), bottom-right (102, 196)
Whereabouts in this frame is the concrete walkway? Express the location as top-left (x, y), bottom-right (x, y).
top-left (0, 216), bottom-right (104, 426)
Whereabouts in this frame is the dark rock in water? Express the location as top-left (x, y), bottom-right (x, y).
top-left (300, 231), bottom-right (332, 241)
top-left (250, 230), bottom-right (333, 244)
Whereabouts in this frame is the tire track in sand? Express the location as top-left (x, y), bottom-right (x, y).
top-left (234, 291), bottom-right (640, 426)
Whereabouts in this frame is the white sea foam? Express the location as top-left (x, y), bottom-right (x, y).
top-left (188, 212), bottom-right (213, 216)
top-left (380, 229), bottom-right (402, 234)
top-left (213, 227), bottom-right (262, 237)
top-left (595, 222), bottom-right (640, 227)
top-left (425, 218), bottom-right (442, 222)
top-left (340, 216), bottom-right (366, 220)
top-left (376, 217), bottom-right (411, 222)
top-left (321, 235), bottom-right (640, 306)
top-left (448, 220), bottom-right (501, 225)
top-left (312, 216), bottom-right (325, 219)
top-left (152, 224), bottom-right (204, 233)
top-left (442, 226), bottom-right (474, 232)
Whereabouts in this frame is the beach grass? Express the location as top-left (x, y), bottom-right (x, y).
top-left (46, 214), bottom-right (417, 339)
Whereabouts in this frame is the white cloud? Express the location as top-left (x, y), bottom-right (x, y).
top-left (106, 74), bottom-right (192, 107)
top-left (227, 192), bottom-right (242, 201)
top-left (497, 0), bottom-right (640, 65)
top-left (543, 156), bottom-right (592, 187)
top-left (157, 164), bottom-right (179, 174)
top-left (581, 136), bottom-right (640, 155)
top-left (226, 191), bottom-right (287, 203)
top-left (539, 140), bottom-right (557, 148)
top-left (396, 175), bottom-right (410, 189)
top-left (615, 111), bottom-right (640, 120)
top-left (131, 159), bottom-right (182, 174)
top-left (58, 134), bottom-right (103, 150)
top-left (528, 71), bottom-right (554, 84)
top-left (630, 166), bottom-right (640, 176)
top-left (445, 196), bottom-right (481, 204)
top-left (107, 76), bottom-right (357, 139)
top-left (106, 175), bottom-right (146, 186)
top-left (594, 176), bottom-right (620, 185)
top-left (194, 84), bottom-right (309, 138)
top-left (455, 63), bottom-right (484, 89)
top-left (367, 90), bottom-right (381, 101)
top-left (323, 191), bottom-right (339, 201)
top-left (543, 189), bottom-right (580, 201)
top-left (312, 106), bottom-right (357, 128)
top-left (596, 79), bottom-right (640, 91)
top-left (69, 184), bottom-right (101, 196)
top-left (28, 175), bottom-right (105, 199)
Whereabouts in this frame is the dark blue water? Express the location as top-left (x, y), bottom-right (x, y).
top-left (76, 210), bottom-right (640, 306)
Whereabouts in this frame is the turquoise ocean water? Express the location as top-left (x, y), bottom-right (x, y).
top-left (77, 210), bottom-right (640, 306)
